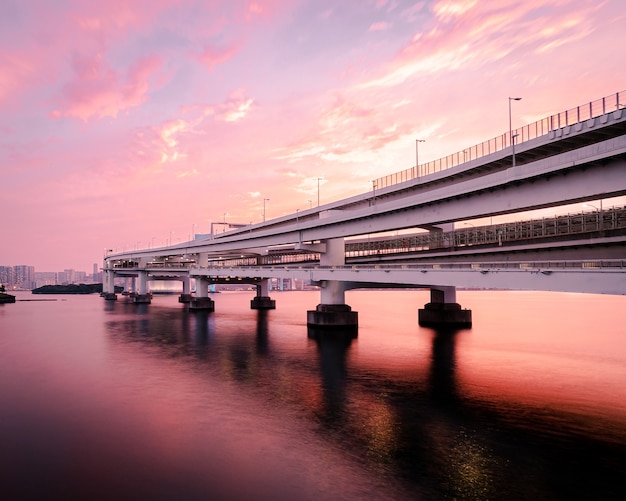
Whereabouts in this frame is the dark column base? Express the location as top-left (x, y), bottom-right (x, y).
top-left (189, 297), bottom-right (215, 312)
top-left (103, 293), bottom-right (117, 301)
top-left (178, 293), bottom-right (193, 303)
top-left (307, 304), bottom-right (358, 328)
top-left (418, 302), bottom-right (472, 328)
top-left (133, 294), bottom-right (152, 304)
top-left (251, 296), bottom-right (276, 310)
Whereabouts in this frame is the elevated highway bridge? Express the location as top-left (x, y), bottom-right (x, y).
top-left (103, 91), bottom-right (626, 329)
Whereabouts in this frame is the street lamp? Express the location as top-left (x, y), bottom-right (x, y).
top-left (263, 198), bottom-right (270, 222)
top-left (307, 199), bottom-right (312, 209)
top-left (415, 139), bottom-right (425, 177)
top-left (317, 178), bottom-right (323, 207)
top-left (509, 97), bottom-right (522, 167)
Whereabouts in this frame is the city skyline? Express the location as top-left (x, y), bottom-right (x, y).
top-left (2, 0), bottom-right (625, 272)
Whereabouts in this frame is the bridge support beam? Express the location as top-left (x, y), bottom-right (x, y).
top-left (179, 276), bottom-right (192, 303)
top-left (189, 277), bottom-right (214, 312)
top-left (251, 279), bottom-right (275, 310)
top-left (418, 286), bottom-right (471, 328)
top-left (133, 271), bottom-right (151, 304)
top-left (102, 270), bottom-right (117, 300)
top-left (307, 236), bottom-right (358, 329)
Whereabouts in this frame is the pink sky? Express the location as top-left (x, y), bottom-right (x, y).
top-left (2, 0), bottom-right (625, 273)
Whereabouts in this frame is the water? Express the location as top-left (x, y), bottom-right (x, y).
top-left (1, 290), bottom-right (625, 500)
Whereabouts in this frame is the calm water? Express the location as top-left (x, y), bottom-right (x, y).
top-left (1, 290), bottom-right (625, 500)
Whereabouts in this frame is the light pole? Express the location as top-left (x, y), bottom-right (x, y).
top-left (372, 180), bottom-right (377, 205)
top-left (509, 97), bottom-right (522, 167)
top-left (263, 198), bottom-right (270, 222)
top-left (415, 139), bottom-right (425, 177)
top-left (317, 178), bottom-right (323, 207)
top-left (307, 199), bottom-right (312, 209)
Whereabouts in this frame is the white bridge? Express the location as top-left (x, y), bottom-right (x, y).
top-left (103, 91), bottom-right (626, 329)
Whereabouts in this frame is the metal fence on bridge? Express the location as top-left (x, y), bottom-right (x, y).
top-left (373, 90), bottom-right (625, 188)
top-left (345, 206), bottom-right (626, 257)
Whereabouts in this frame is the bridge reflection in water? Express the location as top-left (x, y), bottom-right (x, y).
top-left (94, 290), bottom-right (626, 499)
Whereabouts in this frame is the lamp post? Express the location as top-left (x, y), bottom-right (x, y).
top-left (263, 198), bottom-right (270, 222)
top-left (415, 139), bottom-right (425, 177)
top-left (307, 199), bottom-right (312, 209)
top-left (584, 202), bottom-right (604, 229)
top-left (509, 97), bottom-right (522, 167)
top-left (317, 177), bottom-right (323, 207)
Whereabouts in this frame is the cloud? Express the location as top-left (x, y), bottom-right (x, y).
top-left (195, 42), bottom-right (241, 72)
top-left (51, 53), bottom-right (162, 121)
top-left (191, 89), bottom-right (256, 123)
top-left (369, 22), bottom-right (390, 32)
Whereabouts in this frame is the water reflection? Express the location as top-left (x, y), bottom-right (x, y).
top-left (428, 328), bottom-right (460, 407)
top-left (97, 297), bottom-right (626, 500)
top-left (308, 329), bottom-right (356, 424)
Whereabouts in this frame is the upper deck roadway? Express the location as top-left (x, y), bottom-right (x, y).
top-left (105, 91), bottom-right (626, 296)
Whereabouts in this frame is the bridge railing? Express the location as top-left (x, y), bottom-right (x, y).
top-left (373, 90), bottom-right (625, 189)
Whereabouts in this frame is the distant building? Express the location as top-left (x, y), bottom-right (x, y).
top-left (35, 272), bottom-right (58, 288)
top-left (12, 265), bottom-right (36, 290)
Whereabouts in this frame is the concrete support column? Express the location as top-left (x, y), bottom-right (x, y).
top-left (320, 279), bottom-right (347, 305)
top-left (133, 271), bottom-right (151, 304)
top-left (251, 278), bottom-right (276, 310)
top-left (418, 285), bottom-right (472, 328)
top-left (190, 276), bottom-right (214, 311)
top-left (179, 276), bottom-right (192, 303)
top-left (308, 236), bottom-right (358, 329)
top-left (197, 252), bottom-right (209, 268)
top-left (102, 270), bottom-right (117, 300)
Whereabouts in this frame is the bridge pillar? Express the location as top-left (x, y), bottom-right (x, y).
top-left (133, 271), bottom-right (151, 304)
top-left (190, 276), bottom-right (214, 311)
top-left (251, 279), bottom-right (276, 310)
top-left (102, 270), bottom-right (117, 300)
top-left (418, 286), bottom-right (471, 328)
top-left (179, 276), bottom-right (192, 303)
top-left (307, 237), bottom-right (358, 329)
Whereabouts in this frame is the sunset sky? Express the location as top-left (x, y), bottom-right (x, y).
top-left (2, 0), bottom-right (625, 273)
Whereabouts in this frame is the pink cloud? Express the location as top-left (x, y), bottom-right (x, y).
top-left (51, 53), bottom-right (162, 121)
top-left (369, 22), bottom-right (390, 32)
top-left (195, 42), bottom-right (241, 72)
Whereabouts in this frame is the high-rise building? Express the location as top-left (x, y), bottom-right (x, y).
top-left (0, 266), bottom-right (13, 288)
top-left (35, 272), bottom-right (57, 288)
top-left (13, 265), bottom-right (36, 289)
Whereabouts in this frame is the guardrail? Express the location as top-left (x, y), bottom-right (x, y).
top-left (108, 207), bottom-right (625, 271)
top-left (373, 90), bottom-right (625, 189)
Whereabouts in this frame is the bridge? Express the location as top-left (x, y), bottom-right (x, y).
top-left (103, 90), bottom-right (626, 330)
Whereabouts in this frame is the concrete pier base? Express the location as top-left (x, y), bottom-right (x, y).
top-left (250, 296), bottom-right (276, 310)
top-left (133, 294), bottom-right (152, 304)
top-left (418, 302), bottom-right (472, 328)
top-left (178, 293), bottom-right (193, 303)
top-left (307, 304), bottom-right (358, 329)
top-left (189, 297), bottom-right (215, 312)
top-left (103, 293), bottom-right (117, 301)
